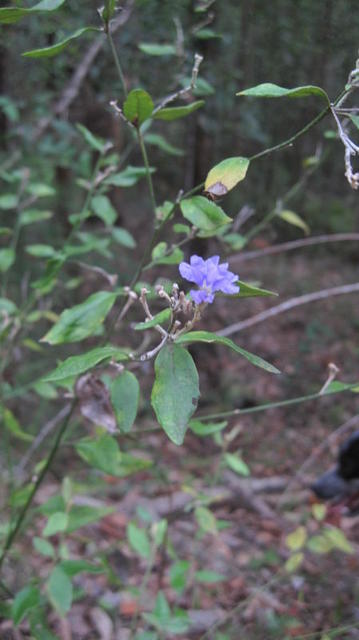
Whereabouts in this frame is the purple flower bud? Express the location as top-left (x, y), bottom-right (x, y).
top-left (179, 255), bottom-right (240, 304)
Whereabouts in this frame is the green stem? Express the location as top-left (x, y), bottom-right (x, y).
top-left (137, 129), bottom-right (157, 214)
top-left (196, 383), bottom-right (358, 422)
top-left (249, 87), bottom-right (348, 164)
top-left (0, 401), bottom-right (77, 573)
top-left (249, 107), bottom-right (329, 163)
top-left (107, 30), bottom-right (127, 98)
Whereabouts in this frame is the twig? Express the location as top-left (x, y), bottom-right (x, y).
top-left (196, 383), bottom-right (359, 423)
top-left (218, 282), bottom-right (359, 337)
top-left (137, 333), bottom-right (169, 362)
top-left (152, 53), bottom-right (203, 115)
top-left (319, 362), bottom-right (339, 395)
top-left (230, 233), bottom-right (359, 263)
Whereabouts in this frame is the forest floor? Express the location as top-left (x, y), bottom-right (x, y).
top-left (3, 244), bottom-right (359, 640)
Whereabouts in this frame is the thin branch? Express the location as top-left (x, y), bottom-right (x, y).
top-left (218, 283), bottom-right (359, 337)
top-left (152, 53), bottom-right (203, 115)
top-left (196, 383), bottom-right (359, 423)
top-left (230, 233), bottom-right (359, 263)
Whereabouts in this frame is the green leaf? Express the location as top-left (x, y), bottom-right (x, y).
top-left (134, 308), bottom-right (171, 331)
top-left (43, 512), bottom-right (69, 537)
top-left (26, 183), bottom-right (55, 197)
top-left (47, 566), bottom-right (72, 617)
top-left (232, 280), bottom-right (278, 298)
top-left (12, 585), bottom-right (41, 626)
top-left (195, 27), bottom-right (222, 39)
top-left (237, 83), bottom-right (330, 104)
top-left (225, 452), bottom-right (250, 476)
top-left (111, 227), bottom-right (136, 248)
top-left (180, 196), bottom-right (232, 232)
top-left (204, 157), bottom-right (250, 197)
top-left (32, 257), bottom-right (64, 294)
top-left (0, 248), bottom-right (15, 272)
top-left (151, 344), bottom-right (200, 446)
top-left (0, 297), bottom-right (17, 315)
top-left (144, 593), bottom-right (189, 634)
top-left (23, 27), bottom-right (100, 58)
top-left (279, 210), bottom-right (310, 235)
top-left (2, 407), bottom-right (33, 442)
top-left (285, 526), bottom-right (307, 551)
top-left (145, 133), bottom-right (184, 156)
top-left (0, 0), bottom-right (65, 24)
top-left (59, 560), bottom-right (104, 577)
top-left (105, 165), bottom-right (155, 187)
top-left (148, 590), bottom-right (170, 619)
top-left (33, 537), bottom-right (55, 558)
top-left (110, 371), bottom-right (140, 433)
top-left (195, 570), bottom-right (226, 583)
top-left (91, 195), bottom-right (117, 226)
top-left (20, 209), bottom-right (53, 225)
top-left (150, 242), bottom-right (184, 265)
top-left (195, 506), bottom-right (217, 534)
top-left (189, 419), bottom-right (227, 436)
top-left (76, 435), bottom-right (120, 475)
top-left (127, 522), bottom-right (151, 559)
top-left (66, 505), bottom-right (114, 533)
top-left (154, 100), bottom-right (204, 121)
top-left (307, 535), bottom-right (333, 554)
top-left (169, 560), bottom-right (190, 593)
top-left (117, 452), bottom-right (152, 477)
top-left (43, 345), bottom-right (128, 383)
top-left (76, 123), bottom-right (108, 153)
top-left (102, 0), bottom-right (116, 22)
top-left (173, 223), bottom-right (190, 234)
top-left (41, 291), bottom-right (117, 344)
top-left (176, 331), bottom-right (280, 374)
top-left (138, 42), bottom-right (176, 56)
top-left (152, 519), bottom-right (168, 546)
top-left (33, 380), bottom-right (58, 399)
top-left (76, 436), bottom-right (151, 477)
top-left (123, 89), bottom-right (154, 126)
top-left (26, 244), bottom-right (58, 258)
top-left (349, 114), bottom-right (359, 130)
top-left (0, 194), bottom-right (17, 209)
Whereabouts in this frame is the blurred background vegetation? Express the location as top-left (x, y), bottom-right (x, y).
top-left (2, 0), bottom-right (359, 239)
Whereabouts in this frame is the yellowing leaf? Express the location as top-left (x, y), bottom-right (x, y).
top-left (279, 210), bottom-right (310, 235)
top-left (285, 551), bottom-right (304, 573)
top-left (204, 157), bottom-right (250, 196)
top-left (285, 526), bottom-right (307, 551)
top-left (324, 527), bottom-right (354, 554)
top-left (311, 503), bottom-right (326, 521)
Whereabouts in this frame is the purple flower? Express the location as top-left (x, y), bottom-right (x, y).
top-left (179, 255), bottom-right (240, 304)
